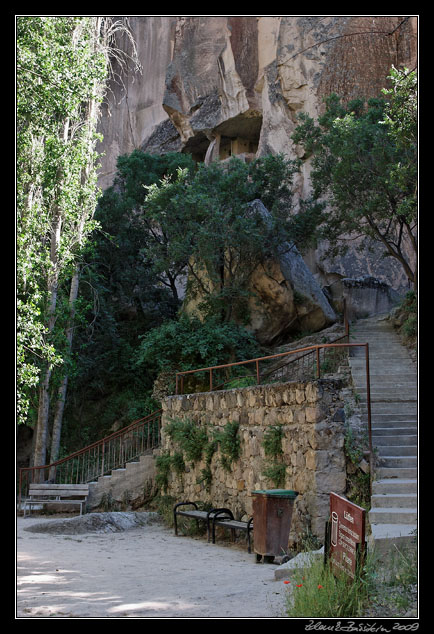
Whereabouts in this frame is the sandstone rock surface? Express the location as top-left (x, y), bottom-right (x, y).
top-left (97, 16), bottom-right (417, 294)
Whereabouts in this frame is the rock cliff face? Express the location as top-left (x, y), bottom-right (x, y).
top-left (97, 16), bottom-right (417, 295)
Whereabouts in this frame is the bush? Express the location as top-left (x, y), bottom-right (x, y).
top-left (394, 290), bottom-right (417, 346)
top-left (134, 314), bottom-right (260, 376)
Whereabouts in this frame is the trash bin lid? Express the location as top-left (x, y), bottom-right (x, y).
top-left (252, 489), bottom-right (298, 499)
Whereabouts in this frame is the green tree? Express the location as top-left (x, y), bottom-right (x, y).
top-left (292, 72), bottom-right (417, 288)
top-left (143, 154), bottom-right (310, 323)
top-left (381, 66), bottom-right (417, 275)
top-left (103, 150), bottom-right (196, 304)
top-left (16, 17), bottom-right (140, 468)
top-left (58, 154), bottom-right (194, 444)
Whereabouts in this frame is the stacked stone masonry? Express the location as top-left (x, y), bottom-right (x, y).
top-left (161, 379), bottom-right (346, 546)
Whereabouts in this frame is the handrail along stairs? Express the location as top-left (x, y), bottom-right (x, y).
top-left (19, 306), bottom-right (373, 502)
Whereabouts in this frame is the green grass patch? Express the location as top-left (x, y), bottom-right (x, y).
top-left (284, 552), bottom-right (377, 618)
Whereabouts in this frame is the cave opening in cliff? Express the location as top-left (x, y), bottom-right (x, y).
top-left (182, 112), bottom-right (262, 164)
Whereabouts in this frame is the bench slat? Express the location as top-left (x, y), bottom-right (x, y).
top-left (28, 491), bottom-right (88, 498)
top-left (215, 519), bottom-right (252, 530)
top-left (28, 490), bottom-right (88, 494)
top-left (26, 499), bottom-right (85, 504)
top-left (176, 510), bottom-right (210, 519)
top-left (29, 484), bottom-right (89, 491)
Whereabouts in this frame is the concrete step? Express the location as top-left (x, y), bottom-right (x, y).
top-left (361, 396), bottom-right (417, 403)
top-left (368, 524), bottom-right (417, 557)
top-left (350, 349), bottom-right (413, 355)
top-left (372, 478), bottom-right (417, 495)
top-left (371, 493), bottom-right (417, 508)
top-left (353, 378), bottom-right (416, 386)
top-left (372, 433), bottom-right (417, 443)
top-left (351, 356), bottom-right (413, 362)
top-left (376, 445), bottom-right (417, 456)
top-left (369, 507), bottom-right (417, 524)
top-left (362, 406), bottom-right (417, 414)
top-left (361, 407), bottom-right (417, 415)
top-left (355, 390), bottom-right (417, 397)
top-left (372, 427), bottom-right (418, 436)
top-left (379, 456), bottom-right (417, 468)
top-left (364, 415), bottom-right (417, 425)
top-left (353, 384), bottom-right (417, 392)
top-left (353, 380), bottom-right (417, 390)
top-left (349, 361), bottom-right (415, 369)
top-left (350, 360), bottom-right (415, 366)
top-left (366, 419), bottom-right (417, 427)
top-left (376, 466), bottom-right (417, 479)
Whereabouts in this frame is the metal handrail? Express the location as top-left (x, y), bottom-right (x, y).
top-left (175, 340), bottom-right (373, 493)
top-left (176, 303), bottom-right (350, 395)
top-left (18, 409), bottom-right (162, 505)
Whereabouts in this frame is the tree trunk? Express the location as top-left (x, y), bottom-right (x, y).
top-left (32, 367), bottom-right (52, 478)
top-left (31, 120), bottom-right (69, 470)
top-left (49, 264), bottom-right (81, 478)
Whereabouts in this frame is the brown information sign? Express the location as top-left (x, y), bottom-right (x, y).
top-left (328, 492), bottom-right (366, 580)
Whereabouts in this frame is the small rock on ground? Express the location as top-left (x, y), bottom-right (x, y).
top-left (22, 511), bottom-right (160, 535)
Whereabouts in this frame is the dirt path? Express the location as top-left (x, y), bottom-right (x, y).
top-left (16, 513), bottom-right (289, 619)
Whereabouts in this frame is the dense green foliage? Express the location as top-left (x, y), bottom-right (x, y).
top-left (143, 154), bottom-right (319, 323)
top-left (292, 67), bottom-right (417, 287)
top-left (60, 150), bottom-right (310, 449)
top-left (134, 315), bottom-right (259, 374)
top-left (58, 154), bottom-right (195, 445)
top-left (17, 17), bottom-right (107, 427)
top-left (262, 424), bottom-right (286, 488)
top-left (16, 17), bottom-right (141, 467)
top-left (156, 416), bottom-right (241, 491)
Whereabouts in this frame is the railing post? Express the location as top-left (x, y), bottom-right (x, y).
top-left (316, 346), bottom-right (321, 378)
top-left (343, 297), bottom-right (349, 338)
top-left (210, 368), bottom-right (213, 391)
top-left (18, 469), bottom-right (23, 510)
top-left (365, 343), bottom-right (373, 496)
top-left (175, 373), bottom-right (179, 395)
top-left (101, 440), bottom-right (105, 478)
top-left (256, 360), bottom-right (260, 384)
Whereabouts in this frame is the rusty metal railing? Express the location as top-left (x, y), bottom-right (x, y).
top-left (175, 340), bottom-right (373, 492)
top-left (176, 301), bottom-right (351, 394)
top-left (18, 409), bottom-right (162, 506)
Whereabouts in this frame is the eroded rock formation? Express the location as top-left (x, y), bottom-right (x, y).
top-left (97, 16), bottom-right (417, 295)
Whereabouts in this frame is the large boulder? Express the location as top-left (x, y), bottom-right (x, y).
top-left (323, 275), bottom-right (402, 320)
top-left (183, 199), bottom-right (336, 345)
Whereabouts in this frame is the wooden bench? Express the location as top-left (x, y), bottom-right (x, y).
top-left (173, 501), bottom-right (232, 542)
top-left (23, 483), bottom-right (89, 518)
top-left (210, 508), bottom-right (254, 553)
top-left (173, 501), bottom-right (253, 552)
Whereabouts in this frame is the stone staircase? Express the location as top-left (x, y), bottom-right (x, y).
top-left (87, 452), bottom-right (156, 510)
top-left (348, 315), bottom-right (417, 555)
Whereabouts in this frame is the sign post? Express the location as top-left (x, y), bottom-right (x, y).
top-left (325, 492), bottom-right (367, 580)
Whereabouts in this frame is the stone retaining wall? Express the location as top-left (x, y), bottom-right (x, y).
top-left (160, 379), bottom-right (346, 546)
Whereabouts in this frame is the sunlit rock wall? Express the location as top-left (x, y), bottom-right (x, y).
top-left (97, 16), bottom-right (417, 293)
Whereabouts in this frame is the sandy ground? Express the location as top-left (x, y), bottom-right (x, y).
top-left (16, 512), bottom-right (290, 619)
